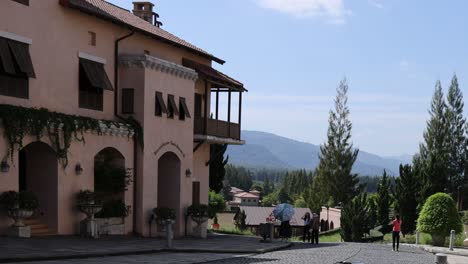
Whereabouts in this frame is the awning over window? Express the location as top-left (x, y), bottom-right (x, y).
top-left (182, 58), bottom-right (246, 92)
top-left (79, 58), bottom-right (113, 90)
top-left (0, 37), bottom-right (35, 78)
top-left (179, 97), bottom-right (191, 118)
top-left (167, 94), bottom-right (179, 116)
top-left (155, 91), bottom-right (167, 113)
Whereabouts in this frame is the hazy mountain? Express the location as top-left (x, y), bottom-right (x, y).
top-left (227, 131), bottom-right (411, 176)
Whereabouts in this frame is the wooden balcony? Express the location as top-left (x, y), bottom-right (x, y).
top-left (194, 117), bottom-right (240, 141)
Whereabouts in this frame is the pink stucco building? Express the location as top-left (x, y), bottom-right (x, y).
top-left (0, 0), bottom-right (246, 237)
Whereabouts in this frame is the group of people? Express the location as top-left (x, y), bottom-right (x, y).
top-left (301, 212), bottom-right (320, 244)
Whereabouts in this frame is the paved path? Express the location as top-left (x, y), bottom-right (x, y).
top-left (0, 234), bottom-right (289, 263)
top-left (3, 243), bottom-right (435, 264)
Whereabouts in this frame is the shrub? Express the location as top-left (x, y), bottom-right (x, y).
top-left (208, 191), bottom-right (226, 218)
top-left (153, 207), bottom-right (176, 221)
top-left (462, 211), bottom-right (468, 225)
top-left (95, 199), bottom-right (130, 218)
top-left (76, 190), bottom-right (101, 206)
top-left (340, 192), bottom-right (372, 242)
top-left (235, 210), bottom-right (247, 231)
top-left (0, 191), bottom-right (39, 211)
top-left (187, 204), bottom-right (209, 218)
top-left (417, 193), bottom-right (463, 238)
top-left (94, 161), bottom-right (131, 195)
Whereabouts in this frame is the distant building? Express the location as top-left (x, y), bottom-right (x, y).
top-left (229, 187), bottom-right (244, 197)
top-left (233, 192), bottom-right (260, 206)
top-left (319, 207), bottom-right (341, 231)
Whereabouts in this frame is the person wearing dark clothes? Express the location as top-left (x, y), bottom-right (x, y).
top-left (302, 212), bottom-right (311, 243)
top-left (392, 215), bottom-right (402, 251)
top-left (311, 213), bottom-right (320, 244)
top-left (280, 220), bottom-right (291, 241)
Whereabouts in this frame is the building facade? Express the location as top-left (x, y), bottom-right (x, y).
top-left (0, 0), bottom-right (245, 237)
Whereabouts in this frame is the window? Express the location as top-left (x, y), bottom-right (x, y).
top-left (167, 94), bottom-right (179, 119)
top-left (194, 93), bottom-right (202, 117)
top-left (192, 182), bottom-right (200, 205)
top-left (88, 31), bottom-right (96, 46)
top-left (121, 88), bottom-right (134, 114)
top-left (155, 91), bottom-right (167, 116)
top-left (0, 37), bottom-right (35, 99)
top-left (179, 97), bottom-right (191, 120)
top-left (78, 58), bottom-right (112, 111)
top-left (12, 0), bottom-right (29, 6)
top-left (144, 50), bottom-right (150, 55)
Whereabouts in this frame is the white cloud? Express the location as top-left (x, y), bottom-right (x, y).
top-left (256, 0), bottom-right (351, 24)
top-left (368, 0), bottom-right (384, 9)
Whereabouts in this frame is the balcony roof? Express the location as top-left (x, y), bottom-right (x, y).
top-left (183, 59), bottom-right (247, 92)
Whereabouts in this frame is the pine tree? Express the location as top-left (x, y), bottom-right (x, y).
top-left (446, 75), bottom-right (466, 194)
top-left (376, 170), bottom-right (392, 234)
top-left (209, 144), bottom-right (229, 193)
top-left (394, 164), bottom-right (419, 234)
top-left (314, 78), bottom-right (360, 206)
top-left (419, 81), bottom-right (450, 199)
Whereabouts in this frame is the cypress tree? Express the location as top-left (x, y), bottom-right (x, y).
top-left (446, 75), bottom-right (466, 194)
top-left (376, 170), bottom-right (392, 234)
top-left (314, 78), bottom-right (360, 206)
top-left (419, 81), bottom-right (450, 199)
top-left (394, 164), bottom-right (419, 234)
top-left (209, 144), bottom-right (229, 193)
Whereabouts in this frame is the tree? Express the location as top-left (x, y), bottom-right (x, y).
top-left (263, 176), bottom-right (274, 196)
top-left (221, 180), bottom-right (233, 201)
top-left (445, 75), bottom-right (466, 194)
top-left (394, 164), bottom-right (419, 235)
top-left (314, 78), bottom-right (360, 206)
top-left (417, 193), bottom-right (463, 246)
top-left (209, 144), bottom-right (229, 193)
top-left (235, 210), bottom-right (247, 231)
top-left (340, 192), bottom-right (371, 242)
top-left (419, 81), bottom-right (450, 199)
top-left (208, 190), bottom-right (226, 218)
top-left (277, 186), bottom-right (291, 204)
top-left (376, 170), bottom-right (392, 234)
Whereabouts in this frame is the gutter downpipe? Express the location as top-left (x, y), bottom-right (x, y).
top-left (114, 31), bottom-right (137, 234)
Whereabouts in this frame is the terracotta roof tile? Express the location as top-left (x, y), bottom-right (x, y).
top-left (235, 192), bottom-right (259, 198)
top-left (60, 0), bottom-right (224, 64)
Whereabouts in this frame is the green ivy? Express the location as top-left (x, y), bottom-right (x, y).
top-left (0, 104), bottom-right (142, 167)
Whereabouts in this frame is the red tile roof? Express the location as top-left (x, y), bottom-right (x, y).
top-left (234, 192), bottom-right (259, 198)
top-left (60, 0), bottom-right (225, 64)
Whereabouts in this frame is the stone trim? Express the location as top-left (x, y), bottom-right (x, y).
top-left (78, 52), bottom-right (107, 64)
top-left (0, 31), bottom-right (32, 44)
top-left (194, 134), bottom-right (245, 145)
top-left (119, 54), bottom-right (198, 81)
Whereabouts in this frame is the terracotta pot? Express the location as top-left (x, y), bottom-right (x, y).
top-left (9, 209), bottom-right (33, 227)
top-left (213, 223), bottom-right (220, 230)
top-left (431, 234), bottom-right (446, 247)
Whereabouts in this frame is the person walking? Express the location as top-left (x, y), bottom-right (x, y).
top-left (392, 215), bottom-right (402, 251)
top-left (302, 212), bottom-right (311, 243)
top-left (279, 220), bottom-right (291, 241)
top-left (311, 213), bottom-right (320, 244)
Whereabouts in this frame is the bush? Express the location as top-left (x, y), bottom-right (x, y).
top-left (340, 192), bottom-right (372, 242)
top-left (76, 190), bottom-right (101, 206)
top-left (235, 210), bottom-right (247, 231)
top-left (417, 193), bottom-right (463, 239)
top-left (208, 191), bottom-right (226, 218)
top-left (0, 191), bottom-right (39, 211)
top-left (462, 211), bottom-right (468, 225)
top-left (152, 207), bottom-right (176, 221)
top-left (187, 204), bottom-right (209, 218)
top-left (95, 199), bottom-right (130, 218)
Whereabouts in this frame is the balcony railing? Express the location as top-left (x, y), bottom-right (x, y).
top-left (194, 117), bottom-right (240, 140)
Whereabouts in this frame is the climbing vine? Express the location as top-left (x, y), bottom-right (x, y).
top-left (0, 104), bottom-right (143, 167)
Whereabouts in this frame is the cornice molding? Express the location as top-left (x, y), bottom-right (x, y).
top-left (119, 54), bottom-right (198, 81)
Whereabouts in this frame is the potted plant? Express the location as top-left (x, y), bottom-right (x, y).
top-left (77, 190), bottom-right (102, 238)
top-left (0, 191), bottom-right (39, 227)
top-left (417, 193), bottom-right (463, 246)
top-left (95, 199), bottom-right (130, 235)
top-left (212, 215), bottom-right (220, 230)
top-left (153, 207), bottom-right (176, 224)
top-left (187, 204), bottom-right (209, 238)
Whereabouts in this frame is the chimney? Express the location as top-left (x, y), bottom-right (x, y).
top-left (132, 1), bottom-right (163, 27)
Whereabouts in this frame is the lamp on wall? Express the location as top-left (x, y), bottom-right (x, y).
top-left (75, 163), bottom-right (83, 175)
top-left (185, 169), bottom-right (192, 178)
top-left (1, 161), bottom-right (10, 173)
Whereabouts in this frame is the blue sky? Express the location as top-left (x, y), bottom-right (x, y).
top-left (108, 0), bottom-right (468, 157)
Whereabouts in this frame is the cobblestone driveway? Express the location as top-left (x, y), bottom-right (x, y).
top-left (7, 243), bottom-right (435, 264)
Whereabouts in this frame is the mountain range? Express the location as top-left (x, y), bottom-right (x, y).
top-left (226, 131), bottom-right (414, 176)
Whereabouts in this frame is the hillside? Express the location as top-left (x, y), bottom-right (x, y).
top-left (227, 131), bottom-right (413, 176)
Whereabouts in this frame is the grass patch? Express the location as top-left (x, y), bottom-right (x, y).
top-left (291, 229), bottom-right (342, 243)
top-left (211, 226), bottom-right (254, 236)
